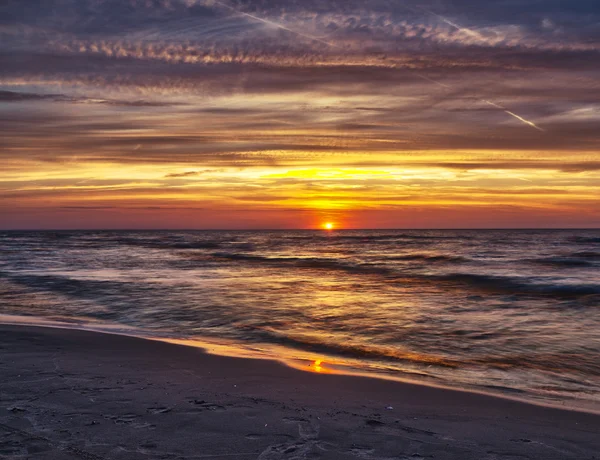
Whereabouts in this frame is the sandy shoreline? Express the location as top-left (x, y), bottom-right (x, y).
top-left (1, 325), bottom-right (599, 459)
top-left (2, 315), bottom-right (596, 415)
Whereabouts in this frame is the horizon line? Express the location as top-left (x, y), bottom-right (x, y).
top-left (1, 228), bottom-right (598, 232)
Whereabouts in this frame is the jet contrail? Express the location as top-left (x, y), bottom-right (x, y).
top-left (416, 6), bottom-right (483, 40)
top-left (203, 0), bottom-right (543, 131)
top-left (410, 4), bottom-right (544, 131)
top-left (412, 79), bottom-right (544, 131)
top-left (415, 73), bottom-right (452, 89)
top-left (503, 110), bottom-right (545, 131)
top-left (206, 0), bottom-right (340, 48)
top-left (484, 100), bottom-right (544, 131)
top-left (390, 3), bottom-right (544, 131)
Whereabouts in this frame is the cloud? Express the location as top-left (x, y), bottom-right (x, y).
top-left (0, 89), bottom-right (180, 106)
top-left (1, 0), bottom-right (599, 228)
top-left (0, 89), bottom-right (64, 101)
top-left (164, 169), bottom-right (224, 177)
top-left (414, 162), bottom-right (600, 173)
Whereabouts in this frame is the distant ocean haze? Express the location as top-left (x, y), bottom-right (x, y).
top-left (0, 229), bottom-right (599, 411)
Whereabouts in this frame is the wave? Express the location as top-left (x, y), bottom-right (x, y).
top-left (210, 251), bottom-right (467, 269)
top-left (115, 237), bottom-right (261, 251)
top-left (325, 233), bottom-right (464, 242)
top-left (100, 236), bottom-right (224, 250)
top-left (571, 251), bottom-right (600, 259)
top-left (528, 257), bottom-right (595, 268)
top-left (280, 233), bottom-right (465, 243)
top-left (251, 328), bottom-right (600, 376)
top-left (205, 252), bottom-right (600, 299)
top-left (570, 236), bottom-right (600, 244)
top-left (386, 254), bottom-right (470, 264)
top-left (428, 273), bottom-right (600, 298)
top-left (474, 353), bottom-right (600, 376)
top-left (208, 252), bottom-right (394, 275)
top-left (169, 242), bottom-right (223, 249)
top-left (249, 328), bottom-right (460, 368)
top-left (0, 271), bottom-right (136, 314)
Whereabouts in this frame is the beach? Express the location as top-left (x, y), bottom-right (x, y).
top-left (1, 325), bottom-right (599, 459)
top-left (2, 230), bottom-right (599, 409)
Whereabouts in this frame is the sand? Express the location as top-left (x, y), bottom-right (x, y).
top-left (1, 325), bottom-right (599, 459)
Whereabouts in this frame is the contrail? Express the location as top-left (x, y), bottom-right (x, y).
top-left (503, 111), bottom-right (544, 131)
top-left (203, 0), bottom-right (543, 131)
top-left (415, 73), bottom-right (452, 89)
top-left (483, 100), bottom-right (544, 131)
top-left (416, 5), bottom-right (483, 40)
top-left (409, 4), bottom-right (544, 132)
top-left (206, 0), bottom-right (340, 48)
top-left (413, 78), bottom-right (544, 131)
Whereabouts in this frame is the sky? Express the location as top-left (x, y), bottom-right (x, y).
top-left (1, 0), bottom-right (599, 229)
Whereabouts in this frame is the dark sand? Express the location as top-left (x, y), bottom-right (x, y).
top-left (1, 325), bottom-right (599, 459)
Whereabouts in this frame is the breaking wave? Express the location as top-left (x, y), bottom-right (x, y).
top-left (428, 273), bottom-right (600, 298)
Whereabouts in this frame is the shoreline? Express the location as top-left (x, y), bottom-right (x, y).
top-left (2, 324), bottom-right (600, 459)
top-left (1, 315), bottom-right (599, 417)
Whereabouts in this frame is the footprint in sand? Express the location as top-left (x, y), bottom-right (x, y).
top-left (146, 406), bottom-right (173, 415)
top-left (257, 420), bottom-right (321, 460)
top-left (282, 416), bottom-right (308, 423)
top-left (110, 413), bottom-right (138, 424)
top-left (188, 400), bottom-right (226, 411)
top-left (245, 433), bottom-right (294, 441)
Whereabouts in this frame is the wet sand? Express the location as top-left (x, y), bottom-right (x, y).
top-left (1, 325), bottom-right (599, 459)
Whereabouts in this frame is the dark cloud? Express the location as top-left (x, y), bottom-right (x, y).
top-left (0, 88), bottom-right (180, 107)
top-left (0, 0), bottom-right (218, 35)
top-left (0, 90), bottom-right (65, 102)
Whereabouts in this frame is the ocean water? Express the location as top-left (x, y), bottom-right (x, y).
top-left (1, 230), bottom-right (599, 410)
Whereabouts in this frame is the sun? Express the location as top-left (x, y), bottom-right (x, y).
top-left (323, 222), bottom-right (334, 230)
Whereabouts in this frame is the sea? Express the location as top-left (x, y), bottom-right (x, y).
top-left (1, 229), bottom-right (599, 411)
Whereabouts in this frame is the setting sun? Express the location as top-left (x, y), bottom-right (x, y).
top-left (323, 222), bottom-right (334, 230)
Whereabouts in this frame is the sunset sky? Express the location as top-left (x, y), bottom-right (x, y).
top-left (1, 0), bottom-right (599, 229)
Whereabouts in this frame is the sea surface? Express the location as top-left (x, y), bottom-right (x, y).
top-left (1, 230), bottom-right (599, 411)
